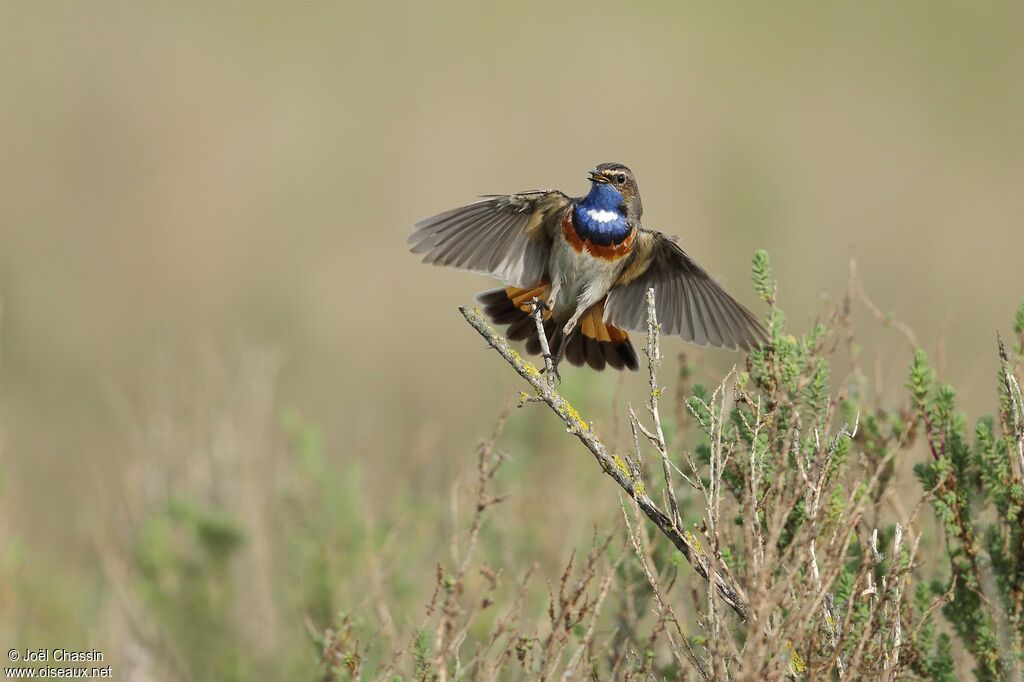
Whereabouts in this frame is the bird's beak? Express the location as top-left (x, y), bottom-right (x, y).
top-left (588, 171), bottom-right (605, 183)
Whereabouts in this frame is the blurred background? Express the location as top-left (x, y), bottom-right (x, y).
top-left (2, 2), bottom-right (1021, 678)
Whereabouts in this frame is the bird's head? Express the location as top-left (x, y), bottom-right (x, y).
top-left (587, 163), bottom-right (642, 221)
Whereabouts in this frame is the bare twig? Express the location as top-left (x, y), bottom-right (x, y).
top-left (643, 288), bottom-right (683, 531)
top-left (432, 405), bottom-right (512, 681)
top-left (621, 495), bottom-right (711, 681)
top-left (529, 298), bottom-right (557, 383)
top-left (849, 257), bottom-right (919, 350)
top-left (998, 334), bottom-right (1024, 482)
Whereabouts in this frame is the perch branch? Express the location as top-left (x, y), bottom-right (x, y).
top-left (459, 301), bottom-right (751, 622)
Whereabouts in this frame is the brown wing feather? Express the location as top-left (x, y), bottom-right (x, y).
top-left (409, 190), bottom-right (570, 287)
top-left (604, 230), bottom-right (767, 351)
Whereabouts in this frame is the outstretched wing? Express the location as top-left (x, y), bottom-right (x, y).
top-left (604, 229), bottom-right (768, 351)
top-left (409, 190), bottom-right (571, 288)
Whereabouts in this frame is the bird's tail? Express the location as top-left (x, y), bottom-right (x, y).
top-left (476, 286), bottom-right (639, 372)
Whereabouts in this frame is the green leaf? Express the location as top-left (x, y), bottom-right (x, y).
top-left (751, 249), bottom-right (775, 303)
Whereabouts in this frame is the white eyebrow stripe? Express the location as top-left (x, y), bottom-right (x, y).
top-left (586, 209), bottom-right (619, 223)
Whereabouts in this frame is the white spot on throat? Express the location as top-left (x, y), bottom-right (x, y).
top-left (586, 208), bottom-right (619, 223)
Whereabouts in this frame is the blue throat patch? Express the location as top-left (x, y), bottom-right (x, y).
top-left (573, 183), bottom-right (631, 246)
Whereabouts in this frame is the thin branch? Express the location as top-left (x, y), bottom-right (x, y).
top-left (643, 288), bottom-right (683, 531)
top-left (529, 298), bottom-right (557, 383)
top-left (849, 257), bottom-right (919, 350)
top-left (621, 495), bottom-right (710, 681)
top-left (998, 333), bottom-right (1024, 483)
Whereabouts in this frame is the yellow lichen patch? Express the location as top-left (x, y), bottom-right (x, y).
top-left (784, 641), bottom-right (806, 674)
top-left (684, 530), bottom-right (704, 555)
top-left (507, 347), bottom-right (542, 378)
top-left (650, 388), bottom-right (662, 399)
top-left (561, 399), bottom-right (589, 431)
top-left (633, 480), bottom-right (646, 496)
top-left (612, 454), bottom-right (632, 480)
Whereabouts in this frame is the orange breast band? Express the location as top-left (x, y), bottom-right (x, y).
top-left (561, 211), bottom-right (636, 260)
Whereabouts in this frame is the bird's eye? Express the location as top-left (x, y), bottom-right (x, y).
top-left (616, 174), bottom-right (627, 185)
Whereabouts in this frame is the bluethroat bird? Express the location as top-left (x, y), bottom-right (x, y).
top-left (409, 163), bottom-right (767, 372)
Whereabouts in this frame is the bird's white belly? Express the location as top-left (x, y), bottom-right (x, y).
top-left (548, 238), bottom-right (623, 320)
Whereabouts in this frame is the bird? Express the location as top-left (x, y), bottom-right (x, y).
top-left (409, 163), bottom-right (767, 373)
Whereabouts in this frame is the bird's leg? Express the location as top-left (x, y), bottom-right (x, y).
top-left (546, 357), bottom-right (562, 383)
top-left (545, 282), bottom-right (560, 312)
top-left (548, 338), bottom-right (565, 383)
top-left (562, 311), bottom-right (583, 340)
top-left (542, 315), bottom-right (582, 380)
